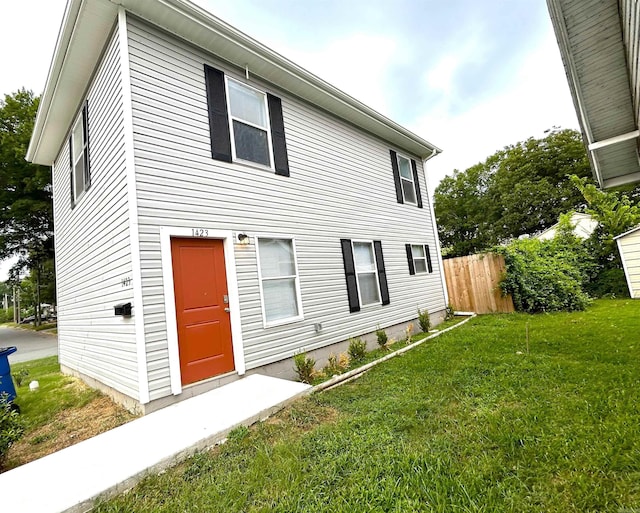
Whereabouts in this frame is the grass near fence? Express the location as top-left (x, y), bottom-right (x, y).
top-left (95, 299), bottom-right (640, 512)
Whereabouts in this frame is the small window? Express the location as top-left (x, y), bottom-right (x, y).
top-left (411, 244), bottom-right (428, 273)
top-left (397, 154), bottom-right (417, 204)
top-left (353, 241), bottom-right (381, 306)
top-left (406, 243), bottom-right (433, 275)
top-left (257, 238), bottom-right (303, 325)
top-left (227, 78), bottom-right (272, 167)
top-left (70, 103), bottom-right (90, 203)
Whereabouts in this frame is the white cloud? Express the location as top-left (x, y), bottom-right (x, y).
top-left (417, 27), bottom-right (579, 194)
top-left (285, 33), bottom-right (399, 116)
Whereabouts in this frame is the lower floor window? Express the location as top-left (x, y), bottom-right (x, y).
top-left (257, 237), bottom-right (303, 324)
top-left (353, 241), bottom-right (381, 305)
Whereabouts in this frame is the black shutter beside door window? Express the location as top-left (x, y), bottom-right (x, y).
top-left (373, 241), bottom-right (390, 305)
top-left (390, 150), bottom-right (404, 204)
top-left (267, 93), bottom-right (290, 177)
top-left (411, 159), bottom-right (423, 208)
top-left (426, 244), bottom-right (433, 273)
top-left (405, 244), bottom-right (415, 275)
top-left (340, 239), bottom-right (360, 313)
top-left (204, 65), bottom-right (232, 162)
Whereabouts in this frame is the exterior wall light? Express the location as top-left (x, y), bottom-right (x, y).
top-left (237, 233), bottom-right (250, 245)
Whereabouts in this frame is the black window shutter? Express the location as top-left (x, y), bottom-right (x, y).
top-left (69, 138), bottom-right (75, 209)
top-left (340, 239), bottom-right (360, 313)
top-left (426, 244), bottom-right (433, 273)
top-left (204, 65), bottom-right (232, 162)
top-left (390, 150), bottom-right (403, 204)
top-left (411, 159), bottom-right (423, 208)
top-left (83, 101), bottom-right (91, 190)
top-left (405, 244), bottom-right (415, 275)
top-left (373, 241), bottom-right (390, 305)
top-left (267, 93), bottom-right (290, 177)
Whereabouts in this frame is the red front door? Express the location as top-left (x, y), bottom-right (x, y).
top-left (171, 237), bottom-right (235, 385)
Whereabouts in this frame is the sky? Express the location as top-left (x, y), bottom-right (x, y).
top-left (1, 0), bottom-right (580, 279)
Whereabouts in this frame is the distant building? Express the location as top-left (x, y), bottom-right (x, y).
top-left (536, 212), bottom-right (598, 241)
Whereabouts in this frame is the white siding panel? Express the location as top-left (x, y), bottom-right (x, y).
top-left (127, 18), bottom-right (446, 400)
top-left (619, 229), bottom-right (640, 298)
top-left (52, 29), bottom-right (138, 400)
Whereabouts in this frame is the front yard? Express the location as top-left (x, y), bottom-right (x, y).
top-left (94, 299), bottom-right (640, 512)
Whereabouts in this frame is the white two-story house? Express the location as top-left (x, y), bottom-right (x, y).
top-left (27, 0), bottom-right (447, 413)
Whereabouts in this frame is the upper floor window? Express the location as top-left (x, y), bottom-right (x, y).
top-left (70, 102), bottom-right (90, 206)
top-left (227, 78), bottom-right (272, 167)
top-left (204, 65), bottom-right (290, 176)
top-left (390, 150), bottom-right (423, 208)
top-left (257, 237), bottom-right (303, 326)
top-left (397, 155), bottom-right (417, 204)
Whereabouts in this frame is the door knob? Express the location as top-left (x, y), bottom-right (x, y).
top-left (224, 308), bottom-right (230, 313)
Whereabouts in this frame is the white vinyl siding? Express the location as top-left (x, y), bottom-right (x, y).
top-left (125, 17), bottom-right (446, 400)
top-left (52, 29), bottom-right (139, 400)
top-left (617, 228), bottom-right (640, 299)
top-left (621, 0), bottom-right (640, 126)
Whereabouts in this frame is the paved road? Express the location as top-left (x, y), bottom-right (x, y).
top-left (0, 326), bottom-right (58, 363)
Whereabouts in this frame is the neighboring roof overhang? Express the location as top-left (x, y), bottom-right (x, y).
top-left (27, 0), bottom-right (441, 166)
top-left (614, 224), bottom-right (640, 240)
top-left (547, 0), bottom-right (640, 189)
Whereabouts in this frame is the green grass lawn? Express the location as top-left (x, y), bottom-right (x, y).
top-left (95, 300), bottom-right (640, 512)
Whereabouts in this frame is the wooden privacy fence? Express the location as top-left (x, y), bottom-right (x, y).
top-left (443, 253), bottom-right (515, 314)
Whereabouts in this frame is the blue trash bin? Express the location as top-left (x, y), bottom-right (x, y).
top-left (0, 346), bottom-right (18, 403)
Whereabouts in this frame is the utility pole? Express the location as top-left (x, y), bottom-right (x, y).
top-left (12, 286), bottom-right (16, 323)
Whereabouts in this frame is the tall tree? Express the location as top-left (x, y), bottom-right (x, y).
top-left (434, 129), bottom-right (593, 257)
top-left (0, 89), bottom-right (54, 324)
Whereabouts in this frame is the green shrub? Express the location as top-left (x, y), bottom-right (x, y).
top-left (445, 304), bottom-right (455, 320)
top-left (293, 353), bottom-right (316, 384)
top-left (0, 393), bottom-right (24, 468)
top-left (417, 308), bottom-right (431, 333)
top-left (323, 353), bottom-right (349, 377)
top-left (347, 337), bottom-right (367, 362)
top-left (496, 224), bottom-right (592, 313)
top-left (375, 328), bottom-right (388, 348)
top-left (13, 369), bottom-right (29, 387)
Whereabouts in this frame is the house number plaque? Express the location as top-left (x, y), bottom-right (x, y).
top-left (191, 228), bottom-right (209, 237)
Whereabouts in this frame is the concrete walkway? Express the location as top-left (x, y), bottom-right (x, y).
top-left (0, 374), bottom-right (310, 513)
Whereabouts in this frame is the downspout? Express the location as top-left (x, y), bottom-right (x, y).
top-left (422, 148), bottom-right (449, 306)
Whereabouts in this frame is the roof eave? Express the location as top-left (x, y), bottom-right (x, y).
top-left (28, 0), bottom-right (441, 166)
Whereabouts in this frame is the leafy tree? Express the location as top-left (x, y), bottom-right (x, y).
top-left (434, 129), bottom-right (593, 257)
top-left (0, 90), bottom-right (54, 324)
top-left (433, 163), bottom-right (497, 256)
top-left (571, 175), bottom-right (640, 296)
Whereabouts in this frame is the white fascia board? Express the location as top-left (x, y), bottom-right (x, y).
top-left (28, 0), bottom-right (441, 166)
top-left (613, 224), bottom-right (640, 241)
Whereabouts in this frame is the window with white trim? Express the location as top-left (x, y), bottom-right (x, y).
top-left (70, 103), bottom-right (90, 203)
top-left (353, 241), bottom-right (381, 306)
top-left (257, 238), bottom-right (303, 324)
top-left (411, 244), bottom-right (428, 273)
top-left (397, 154), bottom-right (417, 204)
top-left (226, 78), bottom-right (272, 167)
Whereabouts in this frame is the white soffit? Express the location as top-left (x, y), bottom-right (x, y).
top-left (28, 0), bottom-right (441, 165)
top-left (547, 0), bottom-right (640, 189)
